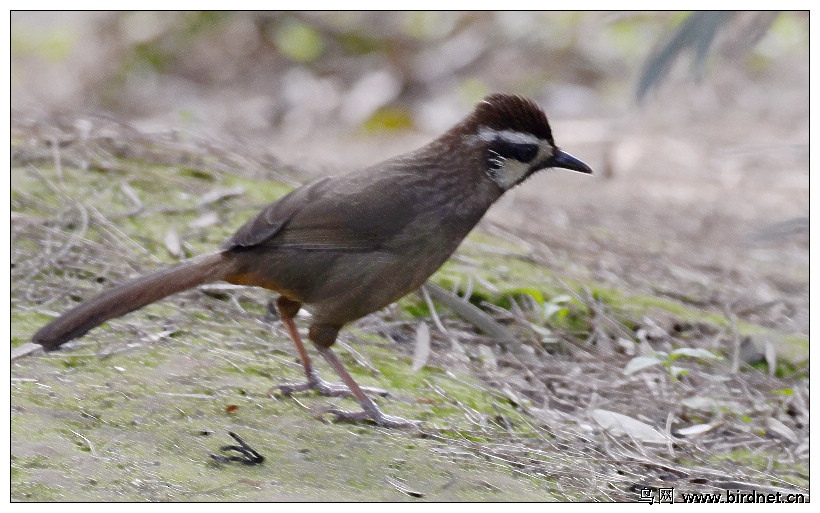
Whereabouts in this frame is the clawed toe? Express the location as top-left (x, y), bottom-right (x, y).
top-left (277, 379), bottom-right (349, 397)
top-left (270, 324), bottom-right (412, 428)
top-left (326, 407), bottom-right (421, 429)
top-left (276, 374), bottom-right (389, 399)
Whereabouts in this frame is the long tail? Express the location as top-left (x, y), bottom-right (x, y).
top-left (32, 252), bottom-right (238, 351)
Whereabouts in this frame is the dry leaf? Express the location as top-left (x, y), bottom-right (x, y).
top-left (411, 322), bottom-right (430, 372)
top-left (197, 186), bottom-right (245, 207)
top-left (766, 417), bottom-right (798, 444)
top-left (189, 212), bottom-right (219, 228)
top-left (591, 409), bottom-right (668, 444)
top-left (164, 228), bottom-right (182, 257)
top-left (675, 423), bottom-right (715, 437)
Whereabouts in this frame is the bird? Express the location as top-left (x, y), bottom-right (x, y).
top-left (31, 93), bottom-right (592, 427)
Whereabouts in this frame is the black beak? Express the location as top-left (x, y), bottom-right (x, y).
top-left (546, 149), bottom-right (592, 174)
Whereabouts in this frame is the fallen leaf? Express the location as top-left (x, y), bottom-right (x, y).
top-left (766, 417), bottom-right (798, 444)
top-left (197, 186), bottom-right (245, 207)
top-left (411, 322), bottom-right (430, 372)
top-left (189, 212), bottom-right (219, 228)
top-left (164, 228), bottom-right (182, 258)
top-left (623, 354), bottom-right (664, 375)
top-left (675, 423), bottom-right (715, 437)
top-left (591, 409), bottom-right (668, 444)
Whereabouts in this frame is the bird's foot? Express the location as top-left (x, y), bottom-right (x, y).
top-left (276, 373), bottom-right (389, 399)
top-left (326, 407), bottom-right (421, 429)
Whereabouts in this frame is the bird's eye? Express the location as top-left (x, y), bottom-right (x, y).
top-left (490, 141), bottom-right (539, 163)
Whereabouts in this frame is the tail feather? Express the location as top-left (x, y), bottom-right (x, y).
top-left (32, 252), bottom-right (236, 351)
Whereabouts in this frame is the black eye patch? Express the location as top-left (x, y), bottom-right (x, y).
top-left (489, 140), bottom-right (539, 163)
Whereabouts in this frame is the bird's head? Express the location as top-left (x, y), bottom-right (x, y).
top-left (450, 93), bottom-right (592, 190)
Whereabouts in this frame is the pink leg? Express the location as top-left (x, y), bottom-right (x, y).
top-left (274, 298), bottom-right (387, 398)
top-left (315, 344), bottom-right (420, 428)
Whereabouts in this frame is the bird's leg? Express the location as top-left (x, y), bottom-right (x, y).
top-left (273, 297), bottom-right (387, 398)
top-left (313, 344), bottom-right (420, 428)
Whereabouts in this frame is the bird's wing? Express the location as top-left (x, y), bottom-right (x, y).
top-left (222, 176), bottom-right (333, 250)
top-left (222, 171), bottom-right (421, 253)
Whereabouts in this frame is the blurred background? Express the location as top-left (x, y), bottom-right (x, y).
top-left (11, 11), bottom-right (809, 336)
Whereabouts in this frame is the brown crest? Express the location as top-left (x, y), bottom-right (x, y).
top-left (466, 93), bottom-right (554, 144)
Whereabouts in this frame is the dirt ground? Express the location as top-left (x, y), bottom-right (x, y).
top-left (10, 12), bottom-right (809, 502)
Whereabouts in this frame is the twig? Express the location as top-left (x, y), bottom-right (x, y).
top-left (423, 282), bottom-right (513, 342)
top-left (10, 343), bottom-right (44, 361)
top-left (69, 429), bottom-right (97, 457)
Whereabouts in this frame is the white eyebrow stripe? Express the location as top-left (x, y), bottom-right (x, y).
top-left (476, 126), bottom-right (541, 145)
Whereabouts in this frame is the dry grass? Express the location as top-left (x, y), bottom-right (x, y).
top-left (11, 117), bottom-right (808, 502)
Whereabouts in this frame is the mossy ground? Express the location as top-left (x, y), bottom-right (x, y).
top-left (12, 339), bottom-right (558, 501)
top-left (11, 135), bottom-right (808, 501)
top-left (11, 153), bottom-right (559, 501)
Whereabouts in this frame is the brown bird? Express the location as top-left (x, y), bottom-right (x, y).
top-left (32, 93), bottom-right (592, 427)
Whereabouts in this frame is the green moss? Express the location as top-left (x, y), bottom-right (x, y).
top-left (707, 449), bottom-right (808, 488)
top-left (428, 229), bottom-right (808, 366)
top-left (11, 312), bottom-right (54, 347)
